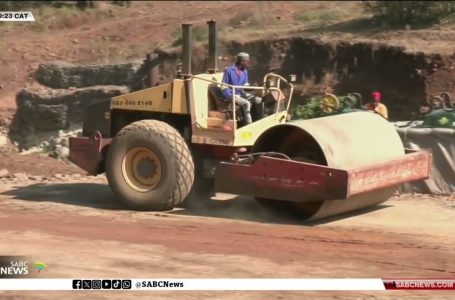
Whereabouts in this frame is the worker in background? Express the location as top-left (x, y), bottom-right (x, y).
top-left (363, 91), bottom-right (388, 119)
top-left (221, 52), bottom-right (262, 124)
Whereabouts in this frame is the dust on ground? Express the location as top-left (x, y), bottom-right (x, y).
top-left (0, 155), bottom-right (454, 300)
top-left (1, 2), bottom-right (455, 299)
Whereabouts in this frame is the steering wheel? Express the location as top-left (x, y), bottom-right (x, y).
top-left (429, 95), bottom-right (444, 109)
top-left (320, 94), bottom-right (340, 113)
top-left (440, 92), bottom-right (453, 107)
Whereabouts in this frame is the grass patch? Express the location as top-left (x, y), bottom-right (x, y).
top-left (220, 3), bottom-right (363, 41)
top-left (439, 16), bottom-right (454, 25)
top-left (144, 1), bottom-right (154, 9)
top-left (0, 38), bottom-right (8, 54)
top-left (297, 6), bottom-right (353, 25)
top-left (171, 25), bottom-right (207, 47)
top-left (0, 5), bottom-right (79, 32)
top-left (227, 11), bottom-right (262, 28)
top-left (0, 4), bottom-right (124, 33)
top-left (227, 12), bottom-right (250, 27)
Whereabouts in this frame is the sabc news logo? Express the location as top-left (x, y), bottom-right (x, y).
top-left (0, 256), bottom-right (47, 278)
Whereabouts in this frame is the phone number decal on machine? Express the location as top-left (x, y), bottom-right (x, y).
top-left (112, 99), bottom-right (153, 106)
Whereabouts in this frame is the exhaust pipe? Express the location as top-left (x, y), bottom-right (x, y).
top-left (207, 19), bottom-right (218, 73)
top-left (146, 52), bottom-right (160, 87)
top-left (181, 23), bottom-right (192, 77)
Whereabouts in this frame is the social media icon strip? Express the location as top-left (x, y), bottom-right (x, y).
top-left (122, 280), bottom-right (132, 289)
top-left (102, 279), bottom-right (112, 289)
top-left (112, 279), bottom-right (122, 289)
top-left (82, 280), bottom-right (92, 289)
top-left (72, 279), bottom-right (133, 290)
top-left (72, 279), bottom-right (82, 289)
top-left (92, 280), bottom-right (102, 289)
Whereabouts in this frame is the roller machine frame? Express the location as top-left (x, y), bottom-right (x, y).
top-left (69, 20), bottom-right (431, 220)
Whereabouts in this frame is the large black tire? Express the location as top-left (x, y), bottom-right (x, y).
top-left (106, 120), bottom-right (194, 210)
top-left (181, 146), bottom-right (214, 208)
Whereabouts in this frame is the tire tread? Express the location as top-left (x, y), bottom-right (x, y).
top-left (110, 119), bottom-right (194, 210)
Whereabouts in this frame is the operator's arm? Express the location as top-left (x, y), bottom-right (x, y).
top-left (240, 69), bottom-right (250, 95)
top-left (381, 104), bottom-right (388, 119)
top-left (243, 69), bottom-right (250, 86)
top-left (221, 67), bottom-right (233, 101)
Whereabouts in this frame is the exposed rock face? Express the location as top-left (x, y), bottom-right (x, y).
top-left (10, 61), bottom-right (135, 154)
top-left (15, 85), bottom-right (128, 131)
top-left (9, 124), bottom-right (83, 159)
top-left (150, 39), bottom-right (455, 120)
top-left (9, 37), bottom-right (455, 156)
top-left (35, 61), bottom-right (141, 89)
top-left (224, 38), bottom-right (455, 120)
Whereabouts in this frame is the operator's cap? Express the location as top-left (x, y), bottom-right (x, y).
top-left (237, 52), bottom-right (250, 60)
top-left (371, 91), bottom-right (381, 102)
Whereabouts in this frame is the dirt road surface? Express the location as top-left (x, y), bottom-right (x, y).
top-left (0, 169), bottom-right (454, 299)
top-left (1, 1), bottom-right (455, 298)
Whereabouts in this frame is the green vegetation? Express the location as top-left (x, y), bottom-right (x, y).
top-left (0, 1), bottom-right (55, 10)
top-left (0, 3), bottom-right (124, 32)
top-left (0, 4), bottom-right (75, 31)
top-left (363, 1), bottom-right (455, 26)
top-left (0, 1), bottom-right (133, 10)
top-left (297, 7), bottom-right (353, 25)
top-left (292, 94), bottom-right (360, 120)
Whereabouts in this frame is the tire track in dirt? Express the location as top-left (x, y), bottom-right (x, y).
top-left (0, 207), bottom-right (453, 277)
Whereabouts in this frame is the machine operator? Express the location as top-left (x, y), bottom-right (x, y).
top-left (363, 91), bottom-right (388, 119)
top-left (221, 52), bottom-right (262, 125)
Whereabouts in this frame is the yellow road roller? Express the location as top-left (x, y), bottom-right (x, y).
top-left (69, 20), bottom-right (431, 220)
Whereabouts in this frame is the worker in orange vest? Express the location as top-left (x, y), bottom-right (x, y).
top-left (363, 91), bottom-right (388, 119)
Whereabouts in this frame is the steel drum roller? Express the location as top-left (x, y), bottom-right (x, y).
top-left (251, 111), bottom-right (405, 220)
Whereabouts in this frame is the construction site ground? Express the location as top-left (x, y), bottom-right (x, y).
top-left (0, 152), bottom-right (454, 299)
top-left (1, 2), bottom-right (455, 299)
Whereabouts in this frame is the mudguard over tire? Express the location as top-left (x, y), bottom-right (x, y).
top-left (106, 120), bottom-right (195, 210)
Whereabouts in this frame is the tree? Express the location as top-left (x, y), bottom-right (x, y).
top-left (363, 1), bottom-right (455, 26)
top-left (0, 1), bottom-right (55, 10)
top-left (76, 1), bottom-right (95, 10)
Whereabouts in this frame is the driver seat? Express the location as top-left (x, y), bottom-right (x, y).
top-left (208, 84), bottom-right (243, 123)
